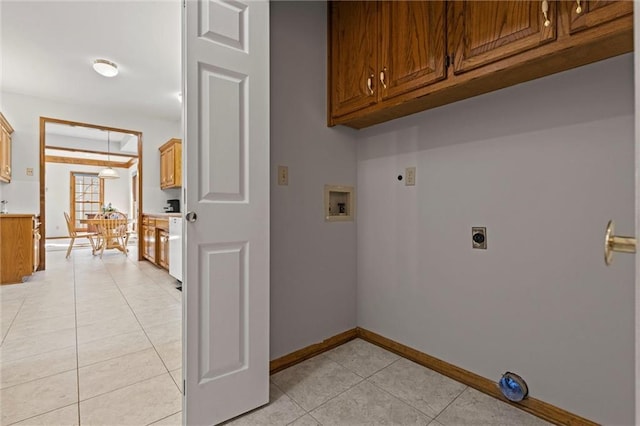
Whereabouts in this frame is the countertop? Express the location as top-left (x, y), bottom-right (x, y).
top-left (142, 212), bottom-right (182, 218)
top-left (0, 214), bottom-right (39, 218)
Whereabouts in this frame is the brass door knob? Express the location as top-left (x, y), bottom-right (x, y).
top-left (604, 220), bottom-right (636, 266)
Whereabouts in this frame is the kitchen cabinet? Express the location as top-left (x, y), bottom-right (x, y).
top-left (0, 215), bottom-right (38, 284)
top-left (329, 1), bottom-right (445, 118)
top-left (569, 0), bottom-right (633, 34)
top-left (450, 1), bottom-right (556, 75)
top-left (141, 214), bottom-right (171, 270)
top-left (33, 220), bottom-right (40, 272)
top-left (142, 217), bottom-right (156, 263)
top-left (157, 229), bottom-right (169, 270)
top-left (328, 0), bottom-right (633, 129)
top-left (0, 112), bottom-right (14, 183)
top-left (159, 138), bottom-right (182, 189)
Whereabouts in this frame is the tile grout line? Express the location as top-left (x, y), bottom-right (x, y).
top-left (0, 297), bottom-right (26, 346)
top-left (365, 374), bottom-right (444, 421)
top-left (144, 409), bottom-right (181, 426)
top-left (104, 255), bottom-right (182, 393)
top-left (430, 385), bottom-right (469, 424)
top-left (4, 402), bottom-right (79, 426)
top-left (78, 371), bottom-right (170, 405)
top-left (72, 253), bottom-right (82, 425)
top-left (0, 364), bottom-right (79, 392)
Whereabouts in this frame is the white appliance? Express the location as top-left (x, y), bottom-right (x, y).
top-left (169, 217), bottom-right (182, 281)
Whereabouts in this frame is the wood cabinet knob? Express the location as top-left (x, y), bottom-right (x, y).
top-left (379, 68), bottom-right (387, 89)
top-left (541, 0), bottom-right (551, 27)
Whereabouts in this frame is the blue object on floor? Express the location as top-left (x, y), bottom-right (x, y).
top-left (499, 372), bottom-right (528, 402)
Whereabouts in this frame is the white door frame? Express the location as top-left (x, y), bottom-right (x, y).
top-left (634, 3), bottom-right (639, 423)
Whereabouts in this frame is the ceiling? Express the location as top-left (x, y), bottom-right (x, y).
top-left (1, 1), bottom-right (182, 122)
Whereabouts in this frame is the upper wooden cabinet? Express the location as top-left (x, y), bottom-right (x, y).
top-left (159, 138), bottom-right (182, 189)
top-left (329, 1), bottom-right (378, 118)
top-left (329, 1), bottom-right (446, 118)
top-left (451, 1), bottom-right (556, 74)
top-left (328, 0), bottom-right (633, 129)
top-left (569, 0), bottom-right (633, 34)
top-left (380, 1), bottom-right (447, 99)
top-left (0, 113), bottom-right (14, 183)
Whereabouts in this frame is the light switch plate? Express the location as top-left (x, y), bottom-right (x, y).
top-left (277, 166), bottom-right (288, 186)
top-left (405, 167), bottom-right (416, 186)
top-left (26, 168), bottom-right (34, 176)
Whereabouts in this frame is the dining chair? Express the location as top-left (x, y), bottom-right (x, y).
top-left (96, 212), bottom-right (128, 258)
top-left (64, 212), bottom-right (97, 258)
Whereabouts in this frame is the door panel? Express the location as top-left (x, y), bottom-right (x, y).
top-left (570, 0), bottom-right (633, 34)
top-left (380, 1), bottom-right (446, 100)
top-left (184, 0), bottom-right (270, 424)
top-left (329, 1), bottom-right (378, 117)
top-left (451, 0), bottom-right (557, 74)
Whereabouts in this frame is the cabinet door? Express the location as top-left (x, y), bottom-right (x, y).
top-left (160, 150), bottom-right (168, 188)
top-left (158, 230), bottom-right (169, 269)
top-left (329, 1), bottom-right (379, 118)
top-left (451, 1), bottom-right (557, 75)
top-left (148, 228), bottom-right (156, 262)
top-left (0, 129), bottom-right (10, 183)
top-left (379, 1), bottom-right (446, 101)
top-left (165, 145), bottom-right (175, 187)
top-left (569, 0), bottom-right (632, 34)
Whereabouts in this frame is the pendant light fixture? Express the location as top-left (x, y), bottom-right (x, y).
top-left (98, 131), bottom-right (119, 179)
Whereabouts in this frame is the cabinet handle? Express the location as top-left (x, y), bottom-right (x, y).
top-left (379, 68), bottom-right (387, 89)
top-left (575, 0), bottom-right (582, 14)
top-left (367, 74), bottom-right (374, 95)
top-left (541, 0), bottom-right (551, 27)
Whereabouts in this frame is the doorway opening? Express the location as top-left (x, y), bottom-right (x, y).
top-left (39, 117), bottom-right (143, 268)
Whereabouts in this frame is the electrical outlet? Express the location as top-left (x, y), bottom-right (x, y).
top-left (26, 168), bottom-right (33, 176)
top-left (472, 227), bottom-right (487, 249)
top-left (277, 165), bottom-right (288, 186)
top-left (405, 167), bottom-right (416, 186)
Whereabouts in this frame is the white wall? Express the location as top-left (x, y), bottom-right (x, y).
top-left (0, 91), bottom-right (180, 215)
top-left (45, 163), bottom-right (131, 238)
top-left (270, 1), bottom-right (358, 359)
top-left (356, 54), bottom-right (635, 425)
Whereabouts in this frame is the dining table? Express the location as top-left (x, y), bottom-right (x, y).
top-left (79, 217), bottom-right (129, 254)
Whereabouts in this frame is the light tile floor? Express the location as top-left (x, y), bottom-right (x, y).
top-left (227, 339), bottom-right (552, 426)
top-left (1, 246), bottom-right (551, 426)
top-left (1, 247), bottom-right (182, 426)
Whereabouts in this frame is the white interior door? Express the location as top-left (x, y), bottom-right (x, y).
top-left (183, 0), bottom-right (270, 424)
top-left (635, 4), bottom-right (640, 424)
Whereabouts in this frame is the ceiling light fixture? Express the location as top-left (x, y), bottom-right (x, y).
top-left (93, 59), bottom-right (118, 77)
top-left (98, 131), bottom-right (120, 179)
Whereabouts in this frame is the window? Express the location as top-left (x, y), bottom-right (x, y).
top-left (70, 172), bottom-right (104, 231)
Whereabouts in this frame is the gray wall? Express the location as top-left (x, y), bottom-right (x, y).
top-left (356, 54), bottom-right (635, 425)
top-left (270, 1), bottom-right (358, 359)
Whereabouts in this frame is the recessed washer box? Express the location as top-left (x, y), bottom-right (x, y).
top-left (324, 185), bottom-right (355, 222)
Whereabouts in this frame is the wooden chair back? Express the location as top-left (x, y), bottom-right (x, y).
top-left (64, 212), bottom-right (77, 238)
